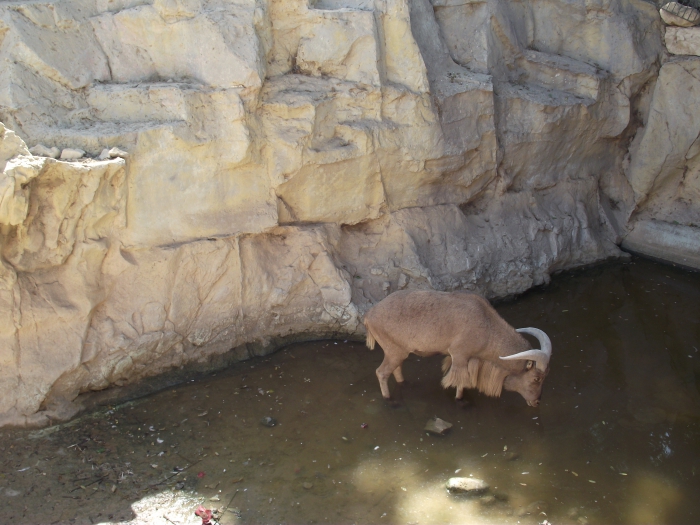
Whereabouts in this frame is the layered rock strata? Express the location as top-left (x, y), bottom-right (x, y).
top-left (0, 0), bottom-right (689, 427)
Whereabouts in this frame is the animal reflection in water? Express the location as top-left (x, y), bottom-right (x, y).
top-left (364, 290), bottom-right (552, 407)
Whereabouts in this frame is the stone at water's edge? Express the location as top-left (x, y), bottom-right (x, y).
top-left (622, 221), bottom-right (700, 271)
top-left (446, 477), bottom-right (489, 494)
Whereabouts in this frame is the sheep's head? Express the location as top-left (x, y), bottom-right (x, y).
top-left (500, 328), bottom-right (552, 407)
top-left (503, 360), bottom-right (549, 406)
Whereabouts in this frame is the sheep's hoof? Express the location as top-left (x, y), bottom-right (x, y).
top-left (384, 397), bottom-right (402, 409)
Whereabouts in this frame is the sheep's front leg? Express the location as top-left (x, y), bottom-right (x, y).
top-left (392, 364), bottom-right (405, 384)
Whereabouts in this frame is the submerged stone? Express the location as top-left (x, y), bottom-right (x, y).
top-left (633, 407), bottom-right (666, 425)
top-left (260, 416), bottom-right (277, 427)
top-left (446, 477), bottom-right (489, 494)
top-left (425, 417), bottom-right (452, 435)
top-left (479, 494), bottom-right (497, 506)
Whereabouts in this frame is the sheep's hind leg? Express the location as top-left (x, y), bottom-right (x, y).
top-left (375, 341), bottom-right (408, 404)
top-left (376, 355), bottom-right (402, 400)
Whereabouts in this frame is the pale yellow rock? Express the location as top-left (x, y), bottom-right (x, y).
top-left (665, 26), bottom-right (700, 55)
top-left (124, 134), bottom-right (276, 247)
top-left (90, 2), bottom-right (264, 89)
top-left (0, 258), bottom-right (20, 421)
top-left (379, 0), bottom-right (430, 92)
top-left (29, 144), bottom-right (60, 158)
top-left (15, 242), bottom-right (109, 421)
top-left (260, 75), bottom-right (381, 185)
top-left (432, 0), bottom-right (491, 74)
top-left (297, 9), bottom-right (380, 86)
top-left (0, 155), bottom-right (46, 226)
top-left (60, 148), bottom-right (85, 160)
top-left (0, 123), bottom-right (31, 167)
top-left (3, 159), bottom-right (126, 271)
top-left (627, 59), bottom-right (700, 207)
top-left (1, 10), bottom-right (110, 90)
top-left (154, 0), bottom-right (201, 23)
top-left (277, 154), bottom-right (385, 225)
top-left (530, 0), bottom-right (663, 84)
top-left (660, 3), bottom-right (700, 27)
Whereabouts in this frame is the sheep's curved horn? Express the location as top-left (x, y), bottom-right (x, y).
top-left (499, 327), bottom-right (552, 371)
top-left (516, 328), bottom-right (552, 360)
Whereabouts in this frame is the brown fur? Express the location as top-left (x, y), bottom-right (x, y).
top-left (476, 360), bottom-right (509, 397)
top-left (365, 290), bottom-right (535, 401)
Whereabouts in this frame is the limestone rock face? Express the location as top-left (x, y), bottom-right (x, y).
top-left (665, 27), bottom-right (700, 55)
top-left (660, 3), bottom-right (700, 27)
top-left (623, 57), bottom-right (700, 266)
top-left (0, 0), bottom-right (688, 427)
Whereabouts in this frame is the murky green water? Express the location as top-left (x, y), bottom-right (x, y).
top-left (1, 257), bottom-right (700, 525)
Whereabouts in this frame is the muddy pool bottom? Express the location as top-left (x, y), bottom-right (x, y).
top-left (2, 257), bottom-right (700, 525)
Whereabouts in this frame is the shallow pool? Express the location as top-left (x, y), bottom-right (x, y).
top-left (1, 257), bottom-right (699, 524)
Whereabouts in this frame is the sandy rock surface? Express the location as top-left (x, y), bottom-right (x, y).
top-left (660, 3), bottom-right (700, 27)
top-left (665, 26), bottom-right (700, 55)
top-left (0, 0), bottom-right (697, 427)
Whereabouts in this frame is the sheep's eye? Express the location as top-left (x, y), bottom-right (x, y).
top-left (534, 377), bottom-right (541, 383)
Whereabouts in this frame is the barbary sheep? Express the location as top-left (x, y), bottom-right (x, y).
top-left (363, 290), bottom-right (552, 407)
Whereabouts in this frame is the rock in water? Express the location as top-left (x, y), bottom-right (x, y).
top-left (260, 416), bottom-right (277, 427)
top-left (479, 495), bottom-right (497, 506)
top-left (425, 417), bottom-right (452, 435)
top-left (446, 477), bottom-right (489, 494)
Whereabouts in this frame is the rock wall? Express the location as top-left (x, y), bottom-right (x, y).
top-left (0, 0), bottom-right (692, 427)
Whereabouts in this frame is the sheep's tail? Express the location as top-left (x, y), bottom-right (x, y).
top-left (364, 319), bottom-right (376, 350)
